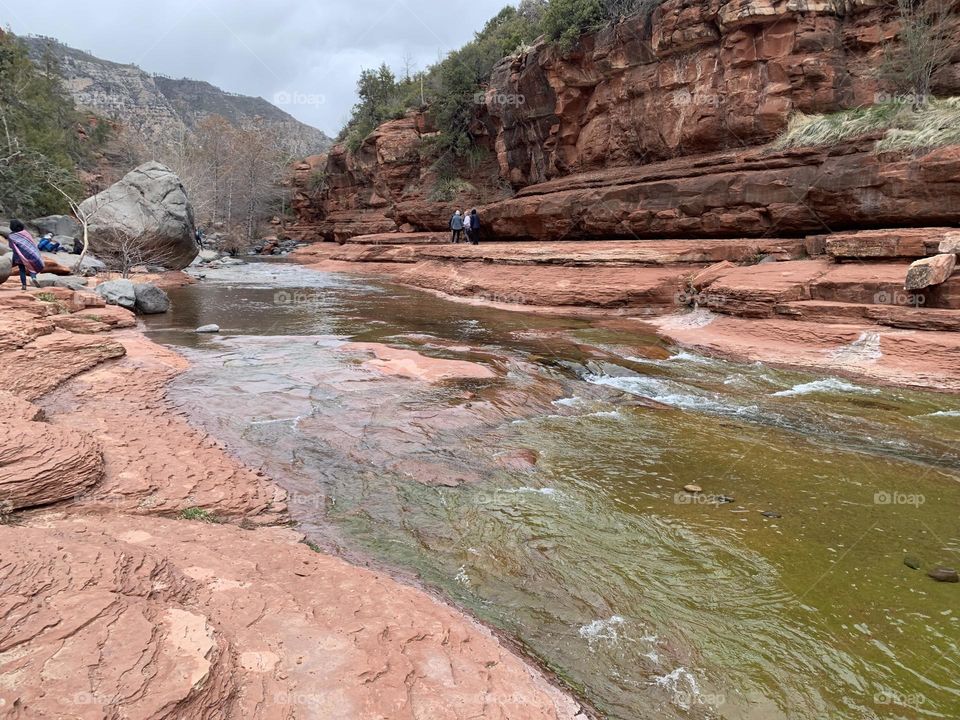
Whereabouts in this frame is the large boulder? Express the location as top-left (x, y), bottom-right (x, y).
top-left (31, 214), bottom-right (81, 239)
top-left (95, 279), bottom-right (137, 310)
top-left (0, 254), bottom-right (10, 285)
top-left (133, 283), bottom-right (170, 314)
top-left (79, 162), bottom-right (198, 270)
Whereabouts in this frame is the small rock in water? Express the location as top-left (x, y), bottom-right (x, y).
top-left (683, 484), bottom-right (702, 494)
top-left (761, 511), bottom-right (782, 519)
top-left (927, 566), bottom-right (959, 583)
top-left (903, 555), bottom-right (922, 570)
top-left (715, 495), bottom-right (735, 504)
top-left (195, 324), bottom-right (220, 334)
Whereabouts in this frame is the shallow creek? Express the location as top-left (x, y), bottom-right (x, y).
top-left (144, 261), bottom-right (960, 720)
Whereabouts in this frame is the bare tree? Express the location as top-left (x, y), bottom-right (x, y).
top-left (883, 0), bottom-right (955, 105)
top-left (48, 180), bottom-right (138, 275)
top-left (93, 225), bottom-right (185, 278)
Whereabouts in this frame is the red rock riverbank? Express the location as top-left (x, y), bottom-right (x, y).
top-left (0, 284), bottom-right (590, 719)
top-left (292, 233), bottom-right (960, 393)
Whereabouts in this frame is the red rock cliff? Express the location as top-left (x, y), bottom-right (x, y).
top-left (291, 0), bottom-right (960, 241)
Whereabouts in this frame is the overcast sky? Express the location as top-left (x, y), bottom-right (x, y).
top-left (3, 0), bottom-right (511, 135)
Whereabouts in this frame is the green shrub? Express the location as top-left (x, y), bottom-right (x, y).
top-left (543, 0), bottom-right (604, 49)
top-left (336, 0), bottom-right (665, 166)
top-left (0, 35), bottom-right (84, 217)
top-left (178, 507), bottom-right (219, 523)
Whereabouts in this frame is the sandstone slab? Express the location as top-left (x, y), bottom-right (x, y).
top-left (0, 418), bottom-right (103, 509)
top-left (906, 254), bottom-right (957, 290)
top-left (0, 515), bottom-right (586, 720)
top-left (825, 229), bottom-right (948, 259)
top-left (341, 342), bottom-right (497, 382)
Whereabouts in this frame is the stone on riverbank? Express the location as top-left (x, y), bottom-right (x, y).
top-left (95, 279), bottom-right (137, 309)
top-left (36, 274), bottom-right (88, 290)
top-left (133, 282), bottom-right (170, 314)
top-left (196, 324), bottom-right (220, 333)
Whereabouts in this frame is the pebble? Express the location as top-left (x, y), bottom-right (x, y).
top-left (761, 511), bottom-right (782, 519)
top-left (927, 566), bottom-right (959, 583)
top-left (715, 495), bottom-right (735, 504)
top-left (903, 555), bottom-right (922, 570)
top-left (683, 484), bottom-right (702, 494)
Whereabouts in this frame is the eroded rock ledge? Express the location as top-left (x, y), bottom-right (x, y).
top-left (291, 229), bottom-right (960, 392)
top-left (0, 287), bottom-right (588, 720)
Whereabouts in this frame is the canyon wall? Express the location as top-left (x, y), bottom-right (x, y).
top-left (22, 35), bottom-right (332, 158)
top-left (291, 0), bottom-right (960, 241)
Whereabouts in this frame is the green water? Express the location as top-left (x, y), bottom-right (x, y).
top-left (144, 262), bottom-right (960, 719)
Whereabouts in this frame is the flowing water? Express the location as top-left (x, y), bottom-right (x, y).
top-left (144, 261), bottom-right (960, 720)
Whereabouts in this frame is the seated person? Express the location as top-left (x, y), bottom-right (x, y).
top-left (37, 233), bottom-right (62, 253)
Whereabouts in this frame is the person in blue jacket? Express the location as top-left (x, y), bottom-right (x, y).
top-left (449, 210), bottom-right (464, 243)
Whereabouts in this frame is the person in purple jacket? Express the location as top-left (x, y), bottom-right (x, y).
top-left (6, 220), bottom-right (43, 290)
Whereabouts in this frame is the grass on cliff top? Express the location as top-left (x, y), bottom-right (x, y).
top-left (774, 97), bottom-right (960, 152)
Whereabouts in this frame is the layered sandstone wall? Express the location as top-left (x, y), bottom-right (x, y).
top-left (290, 0), bottom-right (960, 242)
top-left (483, 0), bottom-right (960, 186)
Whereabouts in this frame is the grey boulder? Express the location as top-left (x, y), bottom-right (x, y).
top-left (133, 283), bottom-right (170, 314)
top-left (0, 254), bottom-right (10, 284)
top-left (53, 235), bottom-right (76, 253)
top-left (31, 214), bottom-right (81, 239)
top-left (195, 324), bottom-right (220, 333)
top-left (80, 161), bottom-right (198, 270)
top-left (95, 279), bottom-right (136, 310)
top-left (36, 274), bottom-right (88, 290)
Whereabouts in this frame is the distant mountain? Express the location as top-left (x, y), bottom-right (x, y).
top-left (20, 35), bottom-right (332, 158)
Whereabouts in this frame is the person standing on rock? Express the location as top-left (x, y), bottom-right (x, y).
top-left (467, 209), bottom-right (481, 245)
top-left (6, 220), bottom-right (43, 290)
top-left (450, 210), bottom-right (464, 243)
